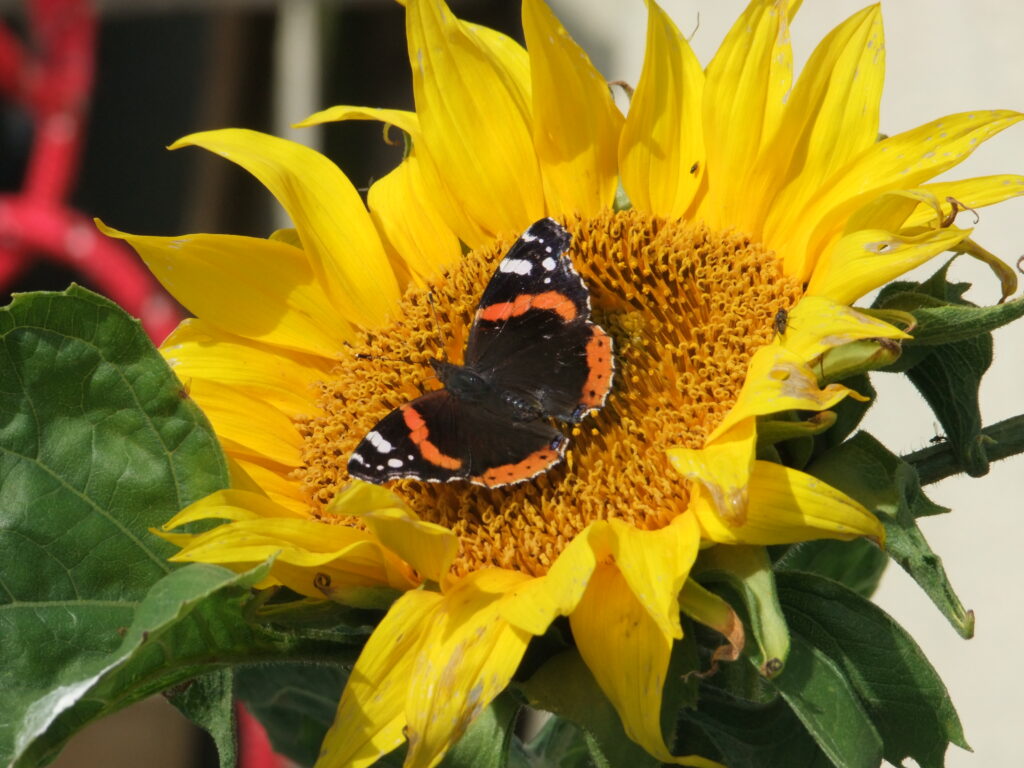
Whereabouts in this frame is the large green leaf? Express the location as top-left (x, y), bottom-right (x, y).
top-left (679, 687), bottom-right (831, 768)
top-left (12, 560), bottom-right (272, 767)
top-left (775, 538), bottom-right (888, 598)
top-left (807, 432), bottom-right (973, 637)
top-left (236, 662), bottom-right (348, 768)
top-left (167, 669), bottom-right (237, 768)
top-left (770, 636), bottom-right (883, 768)
top-left (777, 572), bottom-right (968, 768)
top-left (0, 287), bottom-right (230, 763)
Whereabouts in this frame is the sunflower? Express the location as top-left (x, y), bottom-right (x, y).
top-left (101, 0), bottom-right (1023, 766)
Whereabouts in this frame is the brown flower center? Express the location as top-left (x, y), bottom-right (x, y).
top-left (297, 209), bottom-right (801, 578)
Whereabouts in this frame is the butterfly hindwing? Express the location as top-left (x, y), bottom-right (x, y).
top-left (348, 390), bottom-right (470, 484)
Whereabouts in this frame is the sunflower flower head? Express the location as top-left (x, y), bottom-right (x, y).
top-left (102, 0), bottom-right (1024, 766)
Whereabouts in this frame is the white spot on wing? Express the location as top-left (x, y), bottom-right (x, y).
top-left (367, 431), bottom-right (393, 453)
top-left (387, 458), bottom-right (404, 468)
top-left (499, 258), bottom-right (532, 275)
top-left (541, 256), bottom-right (557, 270)
top-left (350, 452), bottom-right (366, 465)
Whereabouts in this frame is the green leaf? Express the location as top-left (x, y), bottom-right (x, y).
top-left (678, 687), bottom-right (831, 768)
top-left (807, 432), bottom-right (973, 637)
top-left (0, 287), bottom-right (230, 764)
top-left (440, 692), bottom-right (521, 768)
top-left (511, 715), bottom-right (593, 768)
top-left (236, 662), bottom-right (347, 768)
top-left (167, 669), bottom-right (237, 768)
top-left (770, 635), bottom-right (883, 768)
top-left (817, 374), bottom-right (875, 450)
top-left (775, 539), bottom-right (887, 598)
top-left (906, 334), bottom-right (992, 477)
top-left (516, 650), bottom-right (659, 768)
top-left (777, 571), bottom-right (968, 768)
top-left (693, 546), bottom-right (789, 678)
top-left (12, 560), bottom-right (272, 767)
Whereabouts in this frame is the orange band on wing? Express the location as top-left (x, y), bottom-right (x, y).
top-left (402, 405), bottom-right (462, 470)
top-left (472, 447), bottom-right (562, 487)
top-left (580, 326), bottom-right (613, 407)
top-left (476, 291), bottom-right (577, 323)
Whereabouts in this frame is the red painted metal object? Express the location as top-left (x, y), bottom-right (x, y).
top-left (0, 0), bottom-right (179, 342)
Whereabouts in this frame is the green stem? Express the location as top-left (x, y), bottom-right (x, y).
top-left (902, 414), bottom-right (1024, 485)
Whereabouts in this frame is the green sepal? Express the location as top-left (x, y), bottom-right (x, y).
top-left (807, 432), bottom-right (974, 637)
top-left (166, 669), bottom-right (237, 768)
top-left (818, 374), bottom-right (876, 450)
top-left (770, 635), bottom-right (883, 768)
top-left (818, 337), bottom-right (902, 383)
top-left (777, 571), bottom-right (969, 768)
top-left (757, 411), bottom-right (836, 447)
top-left (235, 662), bottom-right (348, 768)
top-left (692, 546), bottom-right (789, 678)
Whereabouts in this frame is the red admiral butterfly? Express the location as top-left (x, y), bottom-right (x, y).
top-left (348, 217), bottom-right (614, 488)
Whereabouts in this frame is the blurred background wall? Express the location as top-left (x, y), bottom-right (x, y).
top-left (1, 1), bottom-right (1020, 766)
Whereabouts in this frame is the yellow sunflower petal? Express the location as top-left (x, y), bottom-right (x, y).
top-left (678, 579), bottom-right (745, 663)
top-left (296, 105), bottom-right (421, 136)
top-left (161, 319), bottom-right (332, 417)
top-left (169, 128), bottom-right (399, 329)
top-left (368, 150), bottom-right (463, 286)
top-left (700, 0), bottom-right (792, 230)
top-left (807, 225), bottom-right (970, 304)
top-left (499, 522), bottom-right (599, 635)
top-left (230, 456), bottom-right (310, 514)
top-left (784, 295), bottom-right (909, 362)
top-left (329, 482), bottom-right (459, 586)
top-left (619, 0), bottom-right (704, 218)
top-left (185, 379), bottom-right (303, 468)
top-left (163, 489), bottom-right (307, 530)
top-left (608, 513), bottom-right (700, 640)
top-left (405, 569), bottom-right (532, 768)
top-left (97, 223), bottom-right (350, 355)
top-left (772, 110), bottom-right (1024, 276)
top-left (571, 563), bottom-right (722, 768)
top-left (297, 104), bottom-right (489, 255)
top-left (407, 0), bottom-right (545, 238)
top-left (522, 0), bottom-right (623, 217)
top-left (693, 459), bottom-right (884, 545)
top-left (708, 346), bottom-right (864, 443)
top-left (903, 174), bottom-right (1024, 229)
top-left (668, 419), bottom-right (756, 526)
top-left (750, 5), bottom-right (883, 238)
top-left (318, 589), bottom-right (443, 768)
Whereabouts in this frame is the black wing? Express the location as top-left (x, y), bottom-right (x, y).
top-left (464, 217), bottom-right (614, 422)
top-left (348, 390), bottom-right (471, 484)
top-left (347, 389), bottom-right (568, 488)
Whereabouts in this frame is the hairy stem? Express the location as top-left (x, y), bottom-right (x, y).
top-left (902, 414), bottom-right (1024, 485)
